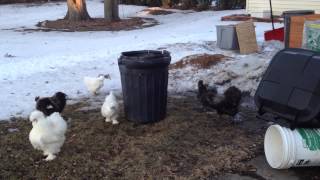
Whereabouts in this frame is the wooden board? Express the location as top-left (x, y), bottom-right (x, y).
top-left (289, 14), bottom-right (320, 48)
top-left (236, 20), bottom-right (258, 54)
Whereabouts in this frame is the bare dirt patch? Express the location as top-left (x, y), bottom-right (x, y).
top-left (0, 94), bottom-right (265, 179)
top-left (170, 54), bottom-right (227, 70)
top-left (221, 14), bottom-right (283, 23)
top-left (141, 7), bottom-right (174, 15)
top-left (32, 17), bottom-right (158, 32)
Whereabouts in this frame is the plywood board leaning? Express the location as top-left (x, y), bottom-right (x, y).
top-left (236, 20), bottom-right (258, 54)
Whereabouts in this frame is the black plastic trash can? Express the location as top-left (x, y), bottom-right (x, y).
top-left (118, 50), bottom-right (171, 123)
top-left (282, 10), bottom-right (315, 48)
top-left (255, 48), bottom-right (320, 128)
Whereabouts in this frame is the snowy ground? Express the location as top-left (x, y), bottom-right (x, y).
top-left (168, 40), bottom-right (284, 94)
top-left (0, 0), bottom-right (283, 120)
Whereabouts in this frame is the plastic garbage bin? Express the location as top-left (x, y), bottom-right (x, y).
top-left (283, 10), bottom-right (315, 48)
top-left (216, 25), bottom-right (239, 50)
top-left (118, 50), bottom-right (171, 123)
top-left (255, 48), bottom-right (320, 128)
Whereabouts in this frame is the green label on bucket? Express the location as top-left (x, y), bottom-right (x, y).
top-left (298, 129), bottom-right (320, 151)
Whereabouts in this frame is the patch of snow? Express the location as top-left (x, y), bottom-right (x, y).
top-left (169, 40), bottom-right (284, 95)
top-left (8, 128), bottom-right (19, 133)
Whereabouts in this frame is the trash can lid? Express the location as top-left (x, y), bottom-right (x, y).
top-left (216, 24), bottom-right (236, 27)
top-left (282, 10), bottom-right (315, 16)
top-left (118, 50), bottom-right (171, 69)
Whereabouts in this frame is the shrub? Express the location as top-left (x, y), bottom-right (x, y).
top-left (196, 0), bottom-right (213, 10)
top-left (121, 0), bottom-right (215, 10)
top-left (120, 0), bottom-right (161, 6)
top-left (216, 0), bottom-right (246, 10)
top-left (180, 0), bottom-right (198, 9)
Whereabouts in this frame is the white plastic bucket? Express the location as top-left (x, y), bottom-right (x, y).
top-left (264, 124), bottom-right (320, 169)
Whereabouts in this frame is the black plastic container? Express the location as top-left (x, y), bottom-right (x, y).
top-left (118, 50), bottom-right (171, 123)
top-left (282, 10), bottom-right (315, 48)
top-left (255, 48), bottom-right (320, 128)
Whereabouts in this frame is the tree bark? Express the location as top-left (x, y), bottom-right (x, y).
top-left (181, 0), bottom-right (197, 9)
top-left (65, 0), bottom-right (91, 21)
top-left (104, 0), bottom-right (119, 21)
top-left (162, 0), bottom-right (170, 8)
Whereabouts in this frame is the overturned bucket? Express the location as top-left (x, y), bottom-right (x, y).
top-left (264, 124), bottom-right (320, 169)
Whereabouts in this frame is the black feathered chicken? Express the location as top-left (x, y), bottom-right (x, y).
top-left (35, 92), bottom-right (68, 116)
top-left (197, 80), bottom-right (217, 109)
top-left (197, 80), bottom-right (242, 117)
top-left (212, 86), bottom-right (242, 117)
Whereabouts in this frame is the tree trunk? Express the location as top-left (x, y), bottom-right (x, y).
top-left (104, 0), bottom-right (119, 21)
top-left (181, 0), bottom-right (197, 9)
top-left (162, 0), bottom-right (170, 8)
top-left (65, 0), bottom-right (91, 21)
top-left (217, 0), bottom-right (234, 10)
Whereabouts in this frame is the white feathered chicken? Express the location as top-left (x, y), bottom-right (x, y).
top-left (101, 91), bottom-right (120, 125)
top-left (83, 74), bottom-right (110, 95)
top-left (29, 110), bottom-right (67, 161)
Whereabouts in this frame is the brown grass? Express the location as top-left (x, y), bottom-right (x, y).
top-left (0, 95), bottom-right (264, 179)
top-left (221, 14), bottom-right (283, 23)
top-left (170, 54), bottom-right (226, 70)
top-left (142, 8), bottom-right (174, 15)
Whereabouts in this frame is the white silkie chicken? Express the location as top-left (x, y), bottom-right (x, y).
top-left (29, 110), bottom-right (67, 161)
top-left (101, 91), bottom-right (120, 125)
top-left (83, 74), bottom-right (110, 95)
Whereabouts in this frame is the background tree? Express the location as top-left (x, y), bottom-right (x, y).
top-left (196, 0), bottom-right (213, 10)
top-left (121, 0), bottom-right (161, 6)
top-left (216, 0), bottom-right (245, 10)
top-left (180, 0), bottom-right (197, 9)
top-left (161, 0), bottom-right (178, 7)
top-left (120, 0), bottom-right (214, 10)
top-left (65, 0), bottom-right (91, 21)
top-left (105, 0), bottom-right (119, 21)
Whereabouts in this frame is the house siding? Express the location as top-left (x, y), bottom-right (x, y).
top-left (246, 0), bottom-right (320, 17)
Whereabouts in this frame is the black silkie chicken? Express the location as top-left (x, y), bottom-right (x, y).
top-left (35, 92), bottom-right (68, 116)
top-left (197, 80), bottom-right (242, 117)
top-left (197, 80), bottom-right (217, 109)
